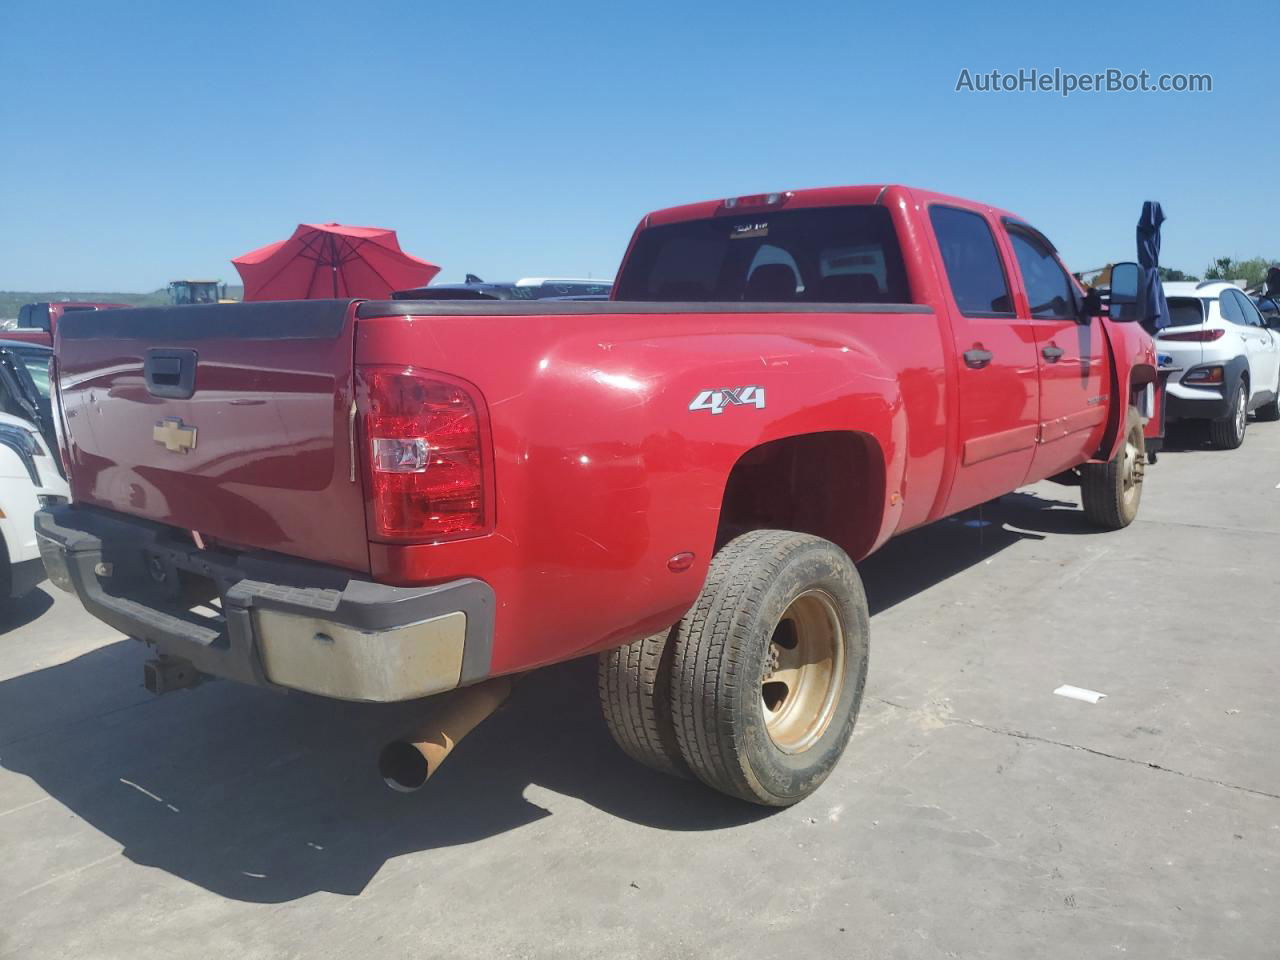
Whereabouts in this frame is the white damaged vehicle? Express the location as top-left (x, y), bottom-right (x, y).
top-left (1158, 281), bottom-right (1280, 448)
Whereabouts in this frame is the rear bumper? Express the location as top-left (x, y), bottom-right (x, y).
top-left (34, 505), bottom-right (495, 702)
top-left (1165, 390), bottom-right (1233, 422)
top-left (1163, 354), bottom-right (1247, 422)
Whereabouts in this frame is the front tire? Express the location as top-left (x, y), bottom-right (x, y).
top-left (1209, 381), bottom-right (1248, 448)
top-left (1081, 406), bottom-right (1145, 529)
top-left (669, 530), bottom-right (869, 806)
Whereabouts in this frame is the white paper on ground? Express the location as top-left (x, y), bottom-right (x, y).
top-left (1054, 684), bottom-right (1106, 704)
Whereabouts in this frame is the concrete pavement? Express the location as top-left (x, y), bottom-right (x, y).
top-left (1, 418), bottom-right (1277, 959)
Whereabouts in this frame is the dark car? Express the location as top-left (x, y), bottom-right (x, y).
top-left (393, 275), bottom-right (612, 301)
top-left (1254, 294), bottom-right (1280, 325)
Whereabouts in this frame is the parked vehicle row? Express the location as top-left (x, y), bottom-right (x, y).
top-left (36, 184), bottom-right (1160, 807)
top-left (392, 275), bottom-right (613, 301)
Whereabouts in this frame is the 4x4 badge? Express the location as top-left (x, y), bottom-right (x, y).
top-left (153, 417), bottom-right (198, 453)
top-left (689, 386), bottom-right (766, 415)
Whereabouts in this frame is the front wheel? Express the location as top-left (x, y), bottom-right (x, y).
top-left (669, 530), bottom-right (869, 806)
top-left (1081, 406), bottom-right (1145, 529)
top-left (1209, 381), bottom-right (1248, 449)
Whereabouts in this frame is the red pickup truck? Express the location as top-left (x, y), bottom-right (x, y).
top-left (7, 301), bottom-right (131, 347)
top-left (37, 185), bottom-right (1158, 806)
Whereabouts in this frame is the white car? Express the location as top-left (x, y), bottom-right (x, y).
top-left (0, 411), bottom-right (68, 600)
top-left (1158, 281), bottom-right (1280, 448)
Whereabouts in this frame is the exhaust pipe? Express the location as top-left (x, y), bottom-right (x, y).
top-left (378, 677), bottom-right (513, 792)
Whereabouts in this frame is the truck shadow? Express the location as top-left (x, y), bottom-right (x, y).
top-left (0, 587), bottom-right (54, 636)
top-left (0, 490), bottom-right (1089, 904)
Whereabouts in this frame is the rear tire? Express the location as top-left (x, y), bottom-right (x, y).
top-left (669, 530), bottom-right (869, 807)
top-left (598, 629), bottom-right (688, 779)
top-left (1081, 406), bottom-right (1145, 529)
top-left (1209, 381), bottom-right (1248, 448)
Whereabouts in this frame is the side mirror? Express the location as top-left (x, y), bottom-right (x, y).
top-left (1108, 261), bottom-right (1143, 322)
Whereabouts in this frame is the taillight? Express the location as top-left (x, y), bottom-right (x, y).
top-left (1159, 328), bottom-right (1225, 342)
top-left (356, 366), bottom-right (492, 541)
top-left (1183, 365), bottom-right (1224, 385)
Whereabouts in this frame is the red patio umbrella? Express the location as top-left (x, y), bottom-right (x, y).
top-left (232, 222), bottom-right (440, 301)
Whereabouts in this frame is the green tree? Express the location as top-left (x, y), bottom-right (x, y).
top-left (1158, 267), bottom-right (1198, 282)
top-left (1203, 257), bottom-right (1274, 288)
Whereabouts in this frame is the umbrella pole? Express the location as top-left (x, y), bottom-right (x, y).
top-left (329, 234), bottom-right (340, 298)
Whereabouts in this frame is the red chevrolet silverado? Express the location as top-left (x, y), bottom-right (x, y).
top-left (37, 186), bottom-right (1158, 806)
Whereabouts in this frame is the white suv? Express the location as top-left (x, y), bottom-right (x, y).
top-left (1158, 281), bottom-right (1280, 448)
top-left (0, 411), bottom-right (69, 600)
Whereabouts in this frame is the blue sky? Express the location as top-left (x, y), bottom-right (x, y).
top-left (2, 0), bottom-right (1274, 291)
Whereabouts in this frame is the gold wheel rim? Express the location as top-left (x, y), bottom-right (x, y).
top-left (1121, 425), bottom-right (1145, 503)
top-left (761, 590), bottom-right (845, 754)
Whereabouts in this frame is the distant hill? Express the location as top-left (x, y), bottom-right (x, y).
top-left (0, 287), bottom-right (245, 321)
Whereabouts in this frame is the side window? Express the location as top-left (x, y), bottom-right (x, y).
top-left (1231, 290), bottom-right (1264, 327)
top-left (1218, 291), bottom-right (1246, 326)
top-left (928, 206), bottom-right (1014, 316)
top-left (1007, 229), bottom-right (1074, 318)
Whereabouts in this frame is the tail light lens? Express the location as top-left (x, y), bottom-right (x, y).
top-left (1159, 328), bottom-right (1225, 342)
top-left (1183, 365), bottom-right (1224, 385)
top-left (356, 366), bottom-right (492, 541)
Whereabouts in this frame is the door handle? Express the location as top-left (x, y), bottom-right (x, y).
top-left (963, 348), bottom-right (994, 369)
top-left (1042, 345), bottom-right (1064, 362)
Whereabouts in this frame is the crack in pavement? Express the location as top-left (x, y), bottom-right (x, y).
top-left (1133, 516), bottom-right (1280, 537)
top-left (872, 697), bottom-right (1280, 802)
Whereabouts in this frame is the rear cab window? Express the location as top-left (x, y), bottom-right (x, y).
top-left (615, 205), bottom-right (911, 303)
top-left (18, 304), bottom-right (51, 331)
top-left (927, 206), bottom-right (1014, 316)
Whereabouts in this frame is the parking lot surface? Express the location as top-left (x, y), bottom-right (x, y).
top-left (2, 421), bottom-right (1277, 960)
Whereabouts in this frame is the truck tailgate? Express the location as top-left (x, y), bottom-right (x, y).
top-left (56, 301), bottom-right (369, 572)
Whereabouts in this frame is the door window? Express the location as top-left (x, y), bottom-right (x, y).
top-left (1007, 229), bottom-right (1074, 319)
top-left (1229, 289), bottom-right (1264, 327)
top-left (928, 206), bottom-right (1014, 317)
top-left (1218, 291), bottom-right (1247, 326)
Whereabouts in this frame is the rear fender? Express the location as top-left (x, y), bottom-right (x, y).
top-left (358, 315), bottom-right (905, 672)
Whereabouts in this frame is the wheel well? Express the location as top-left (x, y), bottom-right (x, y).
top-left (716, 431), bottom-right (885, 561)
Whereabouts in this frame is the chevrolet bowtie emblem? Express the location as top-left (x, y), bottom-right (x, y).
top-left (153, 417), bottom-right (197, 453)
